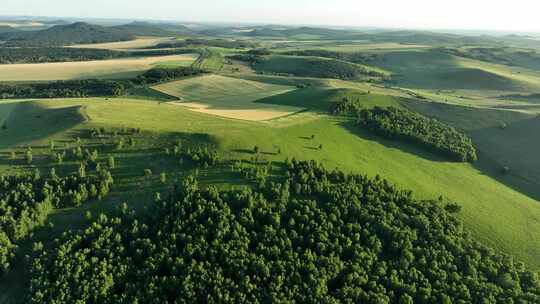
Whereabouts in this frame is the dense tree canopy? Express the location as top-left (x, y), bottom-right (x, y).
top-left (356, 106), bottom-right (478, 162)
top-left (0, 47), bottom-right (198, 64)
top-left (0, 67), bottom-right (205, 99)
top-left (0, 169), bottom-right (113, 274)
top-left (27, 160), bottom-right (538, 303)
top-left (134, 67), bottom-right (206, 85)
top-left (282, 49), bottom-right (381, 65)
top-left (252, 56), bottom-right (385, 80)
top-left (0, 80), bottom-right (128, 99)
top-left (151, 38), bottom-right (258, 50)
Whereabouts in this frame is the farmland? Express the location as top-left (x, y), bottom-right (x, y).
top-left (70, 37), bottom-right (177, 50)
top-left (0, 54), bottom-right (198, 81)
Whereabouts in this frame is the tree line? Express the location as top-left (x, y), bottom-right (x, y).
top-left (355, 106), bottom-right (478, 162)
top-left (0, 47), bottom-right (198, 64)
top-left (282, 49), bottom-right (381, 65)
top-left (0, 80), bottom-right (128, 99)
top-left (25, 158), bottom-right (539, 303)
top-left (250, 56), bottom-right (385, 80)
top-left (150, 38), bottom-right (258, 50)
top-left (0, 67), bottom-right (205, 99)
top-left (0, 168), bottom-right (114, 275)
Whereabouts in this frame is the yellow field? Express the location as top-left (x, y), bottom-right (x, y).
top-left (0, 54), bottom-right (198, 81)
top-left (0, 21), bottom-right (44, 28)
top-left (153, 75), bottom-right (303, 121)
top-left (69, 37), bottom-right (176, 50)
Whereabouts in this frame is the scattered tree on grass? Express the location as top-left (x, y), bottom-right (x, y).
top-left (25, 150), bottom-right (33, 165)
top-left (108, 156), bottom-right (115, 169)
top-left (160, 172), bottom-right (167, 184)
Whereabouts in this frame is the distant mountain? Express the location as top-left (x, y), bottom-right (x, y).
top-left (111, 21), bottom-right (191, 37)
top-left (0, 21), bottom-right (197, 46)
top-left (245, 26), bottom-right (357, 39)
top-left (0, 22), bottom-right (135, 46)
top-left (143, 22), bottom-right (193, 35)
top-left (340, 30), bottom-right (498, 46)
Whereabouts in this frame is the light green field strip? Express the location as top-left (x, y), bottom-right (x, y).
top-left (457, 57), bottom-right (540, 90)
top-left (4, 98), bottom-right (538, 269)
top-left (153, 75), bottom-right (304, 121)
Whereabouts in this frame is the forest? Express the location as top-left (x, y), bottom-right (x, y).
top-left (0, 47), bottom-right (197, 64)
top-left (356, 106), bottom-right (478, 162)
top-left (134, 66), bottom-right (206, 84)
top-left (0, 67), bottom-right (205, 99)
top-left (0, 167), bottom-right (114, 275)
top-left (251, 56), bottom-right (385, 80)
top-left (282, 49), bottom-right (381, 65)
top-left (0, 80), bottom-right (128, 99)
top-left (150, 38), bottom-right (259, 49)
top-left (25, 159), bottom-right (540, 303)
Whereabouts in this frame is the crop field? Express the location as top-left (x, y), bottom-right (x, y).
top-left (69, 37), bottom-right (176, 50)
top-left (0, 21), bottom-right (45, 28)
top-left (0, 54), bottom-right (198, 81)
top-left (152, 75), bottom-right (303, 121)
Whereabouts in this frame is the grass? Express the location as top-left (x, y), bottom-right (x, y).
top-left (256, 87), bottom-right (403, 112)
top-left (1, 97), bottom-right (539, 274)
top-left (3, 42), bottom-right (540, 302)
top-left (152, 75), bottom-right (302, 121)
top-left (192, 49), bottom-right (225, 71)
top-left (0, 101), bottom-right (19, 126)
top-left (124, 86), bottom-right (180, 101)
top-left (405, 100), bottom-right (540, 200)
top-left (0, 101), bottom-right (87, 149)
top-left (252, 55), bottom-right (385, 79)
top-left (369, 49), bottom-right (540, 92)
top-left (0, 54), bottom-right (198, 81)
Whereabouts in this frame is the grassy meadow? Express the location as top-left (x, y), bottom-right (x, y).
top-left (152, 74), bottom-right (302, 120)
top-left (1, 96), bottom-right (540, 273)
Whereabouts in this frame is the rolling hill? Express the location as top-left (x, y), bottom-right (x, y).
top-left (0, 22), bottom-right (135, 46)
top-left (111, 21), bottom-right (190, 36)
top-left (0, 21), bottom-right (186, 47)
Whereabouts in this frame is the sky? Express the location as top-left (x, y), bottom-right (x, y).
top-left (1, 0), bottom-right (540, 32)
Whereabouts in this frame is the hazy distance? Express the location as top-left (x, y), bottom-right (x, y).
top-left (2, 0), bottom-right (540, 32)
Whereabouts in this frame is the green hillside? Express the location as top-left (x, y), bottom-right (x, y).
top-left (406, 100), bottom-right (540, 200)
top-left (1, 96), bottom-right (539, 271)
top-left (0, 22), bottom-right (144, 47)
top-left (252, 55), bottom-right (385, 80)
top-left (368, 49), bottom-right (540, 91)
